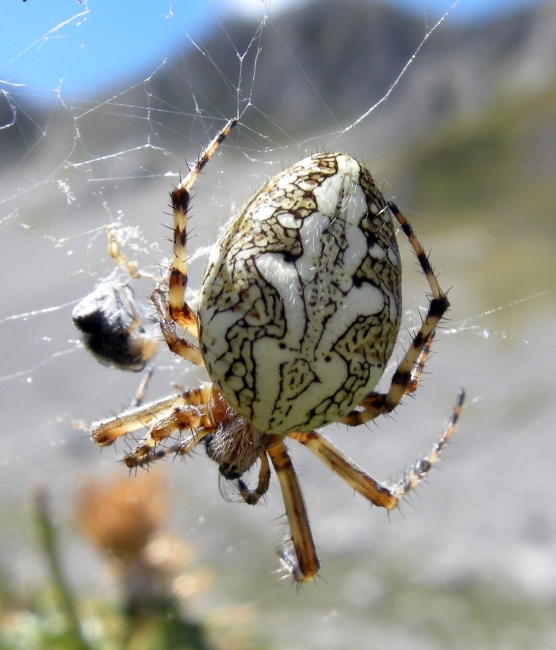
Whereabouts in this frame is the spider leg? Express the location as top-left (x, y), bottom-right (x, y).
top-left (91, 385), bottom-right (213, 447)
top-left (266, 437), bottom-right (320, 582)
top-left (122, 406), bottom-right (208, 468)
top-left (129, 367), bottom-right (155, 409)
top-left (341, 202), bottom-right (449, 426)
top-left (153, 118), bottom-right (238, 364)
top-left (291, 389), bottom-right (464, 508)
top-left (237, 451), bottom-right (271, 505)
top-left (390, 388), bottom-right (464, 499)
top-left (125, 427), bottom-right (213, 468)
top-left (288, 431), bottom-right (397, 509)
top-left (344, 332), bottom-right (434, 424)
top-left (405, 330), bottom-right (434, 396)
top-left (151, 289), bottom-right (204, 366)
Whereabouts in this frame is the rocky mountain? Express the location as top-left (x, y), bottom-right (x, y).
top-left (137, 0), bottom-right (555, 141)
top-left (2, 0), bottom-right (556, 165)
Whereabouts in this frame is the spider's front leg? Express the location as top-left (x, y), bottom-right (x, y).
top-left (91, 384), bottom-right (214, 467)
top-left (153, 118), bottom-right (238, 366)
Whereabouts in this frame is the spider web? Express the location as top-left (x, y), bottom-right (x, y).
top-left (1, 0), bottom-right (556, 647)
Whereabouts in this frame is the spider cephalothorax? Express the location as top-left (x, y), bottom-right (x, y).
top-left (90, 119), bottom-right (464, 582)
top-left (203, 390), bottom-right (268, 480)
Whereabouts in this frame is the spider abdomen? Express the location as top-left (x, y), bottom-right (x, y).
top-left (198, 152), bottom-right (402, 434)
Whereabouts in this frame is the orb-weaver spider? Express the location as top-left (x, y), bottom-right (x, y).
top-left (90, 118), bottom-right (464, 582)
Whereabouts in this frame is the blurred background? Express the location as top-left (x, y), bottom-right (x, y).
top-left (1, 0), bottom-right (556, 648)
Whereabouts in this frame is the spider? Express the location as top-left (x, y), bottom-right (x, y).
top-left (90, 118), bottom-right (464, 582)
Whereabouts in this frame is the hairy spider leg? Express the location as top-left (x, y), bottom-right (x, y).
top-left (290, 388), bottom-right (464, 511)
top-left (152, 118), bottom-right (238, 367)
top-left (341, 202), bottom-right (450, 426)
top-left (91, 384), bottom-right (213, 449)
top-left (405, 330), bottom-right (435, 396)
top-left (266, 437), bottom-right (320, 582)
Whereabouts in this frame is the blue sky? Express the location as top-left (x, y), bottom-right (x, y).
top-left (0, 0), bottom-right (545, 100)
top-left (385, 0), bottom-right (543, 22)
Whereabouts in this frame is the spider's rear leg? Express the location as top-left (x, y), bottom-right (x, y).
top-left (288, 431), bottom-right (398, 509)
top-left (237, 452), bottom-right (271, 506)
top-left (154, 118), bottom-right (238, 361)
top-left (292, 389), bottom-right (464, 510)
top-left (405, 330), bottom-right (435, 396)
top-left (342, 332), bottom-right (435, 426)
top-left (391, 388), bottom-right (464, 499)
top-left (341, 203), bottom-right (449, 427)
top-left (266, 437), bottom-right (320, 582)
